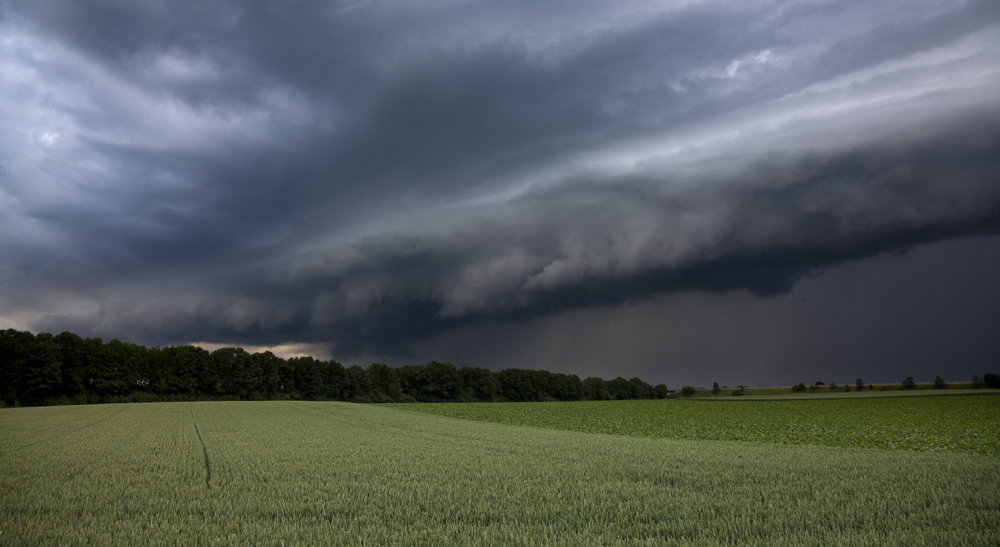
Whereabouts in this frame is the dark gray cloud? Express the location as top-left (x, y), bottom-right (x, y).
top-left (405, 234), bottom-right (1000, 387)
top-left (2, 0), bottom-right (999, 380)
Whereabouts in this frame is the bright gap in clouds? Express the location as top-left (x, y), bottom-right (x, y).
top-left (190, 341), bottom-right (335, 361)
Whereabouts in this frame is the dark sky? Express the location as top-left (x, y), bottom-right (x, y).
top-left (2, 0), bottom-right (999, 387)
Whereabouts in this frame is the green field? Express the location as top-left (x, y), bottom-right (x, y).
top-left (2, 401), bottom-right (999, 546)
top-left (384, 395), bottom-right (1000, 457)
top-left (684, 387), bottom-right (996, 398)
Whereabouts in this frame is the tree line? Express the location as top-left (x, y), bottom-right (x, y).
top-left (0, 329), bottom-right (669, 407)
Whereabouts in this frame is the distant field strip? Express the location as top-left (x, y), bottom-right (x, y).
top-left (384, 396), bottom-right (1000, 456)
top-left (2, 401), bottom-right (998, 546)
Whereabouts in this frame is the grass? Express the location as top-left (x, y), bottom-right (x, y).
top-left (2, 401), bottom-right (999, 545)
top-left (693, 388), bottom-right (998, 399)
top-left (681, 385), bottom-right (994, 398)
top-left (383, 395), bottom-right (1000, 457)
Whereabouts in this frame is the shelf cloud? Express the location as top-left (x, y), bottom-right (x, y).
top-left (3, 0), bottom-right (999, 381)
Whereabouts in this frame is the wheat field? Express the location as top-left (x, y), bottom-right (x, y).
top-left (2, 401), bottom-right (998, 546)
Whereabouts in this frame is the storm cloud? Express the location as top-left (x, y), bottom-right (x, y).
top-left (2, 0), bottom-right (999, 378)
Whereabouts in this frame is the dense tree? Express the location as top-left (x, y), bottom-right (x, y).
top-left (252, 351), bottom-right (284, 398)
top-left (934, 376), bottom-right (947, 389)
top-left (160, 345), bottom-right (211, 395)
top-left (983, 373), bottom-right (1000, 389)
top-left (549, 371), bottom-right (584, 401)
top-left (606, 377), bottom-right (630, 400)
top-left (493, 368), bottom-right (592, 402)
top-left (396, 364), bottom-right (429, 401)
top-left (627, 377), bottom-right (653, 399)
top-left (277, 357), bottom-right (296, 394)
top-left (582, 377), bottom-right (610, 400)
top-left (321, 360), bottom-right (350, 400)
top-left (368, 363), bottom-right (401, 402)
top-left (855, 378), bottom-right (864, 391)
top-left (55, 331), bottom-right (87, 398)
top-left (497, 368), bottom-right (538, 402)
top-left (290, 357), bottom-right (324, 400)
top-left (902, 377), bottom-right (916, 389)
top-left (347, 365), bottom-right (374, 402)
top-left (194, 346), bottom-right (221, 396)
top-left (213, 348), bottom-right (255, 398)
top-left (1, 329), bottom-right (35, 405)
top-left (397, 362), bottom-right (464, 402)
top-left (20, 333), bottom-right (63, 404)
top-left (85, 338), bottom-right (139, 397)
top-left (0, 329), bottom-right (682, 406)
top-left (459, 366), bottom-right (499, 402)
top-left (425, 361), bottom-right (462, 401)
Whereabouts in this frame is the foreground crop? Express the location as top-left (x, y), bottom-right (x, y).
top-left (2, 401), bottom-right (998, 546)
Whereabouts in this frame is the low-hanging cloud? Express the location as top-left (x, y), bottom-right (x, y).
top-left (4, 0), bottom-right (1000, 361)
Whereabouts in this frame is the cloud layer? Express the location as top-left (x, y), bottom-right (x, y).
top-left (2, 0), bottom-right (999, 362)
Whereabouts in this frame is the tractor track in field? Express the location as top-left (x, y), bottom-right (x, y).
top-left (189, 404), bottom-right (212, 489)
